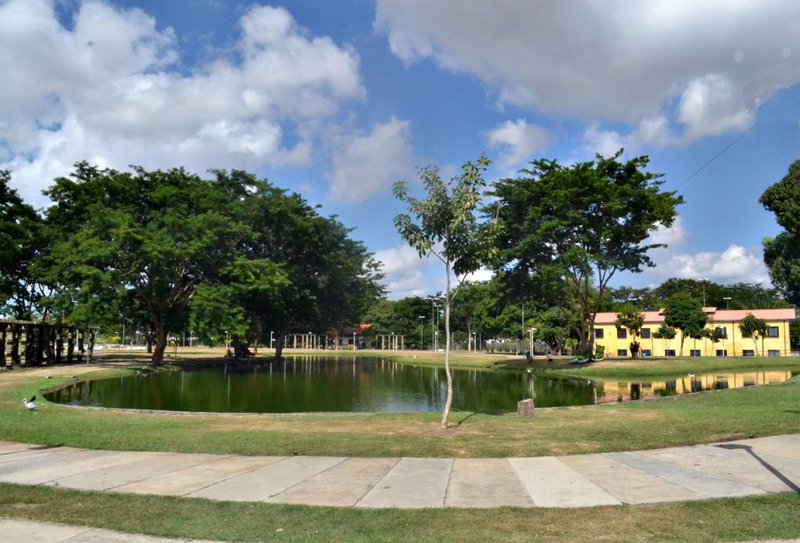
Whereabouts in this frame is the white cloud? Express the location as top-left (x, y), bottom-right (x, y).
top-left (641, 217), bottom-right (769, 284)
top-left (648, 245), bottom-right (770, 285)
top-left (374, 244), bottom-right (432, 299)
top-left (376, 0), bottom-right (800, 144)
top-left (486, 119), bottom-right (550, 169)
top-left (329, 117), bottom-right (413, 203)
top-left (0, 1), bottom-right (364, 205)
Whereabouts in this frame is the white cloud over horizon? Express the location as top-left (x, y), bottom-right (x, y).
top-left (486, 119), bottom-right (550, 169)
top-left (642, 218), bottom-right (770, 286)
top-left (0, 0), bottom-right (364, 205)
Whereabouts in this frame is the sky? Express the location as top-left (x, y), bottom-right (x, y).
top-left (2, 0), bottom-right (799, 299)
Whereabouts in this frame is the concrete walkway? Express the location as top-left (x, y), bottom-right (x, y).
top-left (1, 435), bottom-right (799, 509)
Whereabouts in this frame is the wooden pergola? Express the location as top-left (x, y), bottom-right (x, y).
top-left (1, 319), bottom-right (97, 369)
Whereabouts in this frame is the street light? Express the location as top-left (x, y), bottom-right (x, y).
top-left (723, 296), bottom-right (731, 310)
top-left (418, 316), bottom-right (425, 350)
top-left (528, 327), bottom-right (537, 357)
top-left (270, 330), bottom-right (274, 349)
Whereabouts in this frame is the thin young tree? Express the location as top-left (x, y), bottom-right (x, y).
top-left (393, 156), bottom-right (490, 428)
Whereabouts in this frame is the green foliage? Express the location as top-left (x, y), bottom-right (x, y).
top-left (0, 171), bottom-right (44, 319)
top-left (760, 160), bottom-right (800, 306)
top-left (393, 155), bottom-right (490, 427)
top-left (653, 323), bottom-right (677, 340)
top-left (614, 303), bottom-right (645, 339)
top-left (739, 313), bottom-right (769, 356)
top-left (663, 293), bottom-right (708, 355)
top-left (486, 150), bottom-right (683, 354)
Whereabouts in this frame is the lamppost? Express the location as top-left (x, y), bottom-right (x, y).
top-left (225, 330), bottom-right (229, 354)
top-left (528, 327), bottom-right (537, 357)
top-left (270, 330), bottom-right (274, 349)
top-left (702, 277), bottom-right (709, 307)
top-left (418, 316), bottom-right (425, 350)
top-left (353, 332), bottom-right (357, 351)
top-left (723, 296), bottom-right (731, 310)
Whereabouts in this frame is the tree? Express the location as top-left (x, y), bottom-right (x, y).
top-left (760, 160), bottom-right (800, 306)
top-left (653, 323), bottom-right (676, 353)
top-left (393, 155), bottom-right (490, 428)
top-left (0, 171), bottom-right (45, 320)
top-left (42, 163), bottom-right (239, 365)
top-left (739, 313), bottom-right (768, 356)
top-left (532, 307), bottom-right (574, 355)
top-left (486, 150), bottom-right (683, 357)
top-left (663, 293), bottom-right (708, 356)
top-left (615, 303), bottom-right (645, 340)
top-left (191, 170), bottom-right (384, 359)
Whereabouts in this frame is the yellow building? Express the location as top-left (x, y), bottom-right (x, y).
top-left (592, 307), bottom-right (796, 358)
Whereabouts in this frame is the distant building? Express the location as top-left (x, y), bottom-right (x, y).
top-left (592, 307), bottom-right (796, 358)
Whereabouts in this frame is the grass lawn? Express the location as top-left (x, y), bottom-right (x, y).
top-left (1, 351), bottom-right (798, 542)
top-left (1, 483), bottom-right (799, 543)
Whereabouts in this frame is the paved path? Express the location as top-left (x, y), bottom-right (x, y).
top-left (1, 435), bottom-right (799, 509)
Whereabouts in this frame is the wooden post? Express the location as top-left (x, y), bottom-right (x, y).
top-left (3, 325), bottom-right (11, 369)
top-left (517, 399), bottom-right (535, 416)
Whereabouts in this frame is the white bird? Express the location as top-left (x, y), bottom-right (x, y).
top-left (688, 374), bottom-right (695, 378)
top-left (23, 395), bottom-right (37, 412)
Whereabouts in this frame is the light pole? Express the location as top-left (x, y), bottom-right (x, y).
top-left (418, 316), bottom-right (425, 350)
top-left (723, 296), bottom-right (731, 310)
top-left (353, 332), bottom-right (357, 351)
top-left (270, 330), bottom-right (274, 349)
top-left (528, 327), bottom-right (537, 357)
top-left (702, 278), bottom-right (709, 307)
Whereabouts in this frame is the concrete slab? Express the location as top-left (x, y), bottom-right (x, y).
top-left (0, 442), bottom-right (36, 456)
top-left (724, 435), bottom-right (800, 461)
top-left (560, 453), bottom-right (702, 504)
top-left (508, 457), bottom-right (621, 508)
top-left (112, 455), bottom-right (276, 496)
top-left (0, 445), bottom-right (74, 465)
top-left (445, 458), bottom-right (533, 508)
top-left (189, 456), bottom-right (343, 502)
top-left (605, 452), bottom-right (766, 499)
top-left (0, 449), bottom-right (117, 484)
top-left (270, 457), bottom-right (399, 507)
top-left (639, 445), bottom-right (796, 493)
top-left (754, 453), bottom-right (800, 489)
top-left (356, 457), bottom-right (453, 509)
top-left (0, 518), bottom-right (88, 543)
top-left (50, 452), bottom-right (212, 491)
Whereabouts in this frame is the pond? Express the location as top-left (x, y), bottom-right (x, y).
top-left (44, 357), bottom-right (796, 415)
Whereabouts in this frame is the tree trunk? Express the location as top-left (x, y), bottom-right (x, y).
top-left (441, 262), bottom-right (454, 429)
top-left (679, 335), bottom-right (685, 357)
top-left (151, 327), bottom-right (168, 366)
top-left (274, 332), bottom-right (285, 361)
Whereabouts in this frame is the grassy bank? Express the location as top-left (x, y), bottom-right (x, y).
top-left (1, 362), bottom-right (798, 457)
top-left (1, 483), bottom-right (798, 543)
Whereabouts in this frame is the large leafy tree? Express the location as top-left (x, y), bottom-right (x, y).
top-left (393, 155), bottom-right (490, 428)
top-left (191, 171), bottom-right (384, 358)
top-left (0, 171), bottom-right (45, 319)
top-left (760, 160), bottom-right (800, 306)
top-left (42, 163), bottom-right (237, 365)
top-left (486, 150), bottom-right (683, 356)
top-left (615, 303), bottom-right (645, 341)
top-left (663, 293), bottom-right (708, 356)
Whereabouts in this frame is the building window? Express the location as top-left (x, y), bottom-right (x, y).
top-left (641, 328), bottom-right (651, 339)
top-left (594, 328), bottom-right (604, 339)
top-left (617, 349), bottom-right (628, 357)
top-left (743, 350), bottom-right (754, 357)
top-left (768, 327), bottom-right (779, 338)
top-left (768, 350), bottom-right (780, 357)
top-left (665, 349), bottom-right (676, 356)
top-left (616, 328), bottom-right (627, 339)
top-left (690, 349), bottom-right (701, 357)
top-left (715, 327), bottom-right (727, 338)
top-left (716, 349), bottom-right (727, 357)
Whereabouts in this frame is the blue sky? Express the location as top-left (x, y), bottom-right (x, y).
top-left (2, 0), bottom-right (799, 298)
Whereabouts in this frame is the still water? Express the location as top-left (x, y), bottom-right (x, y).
top-left (44, 357), bottom-right (795, 415)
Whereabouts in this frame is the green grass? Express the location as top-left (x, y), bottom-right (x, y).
top-left (1, 483), bottom-right (798, 543)
top-left (1, 361), bottom-right (799, 458)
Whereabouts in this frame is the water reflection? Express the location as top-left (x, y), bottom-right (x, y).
top-left (596, 371), bottom-right (794, 403)
top-left (43, 358), bottom-right (795, 414)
